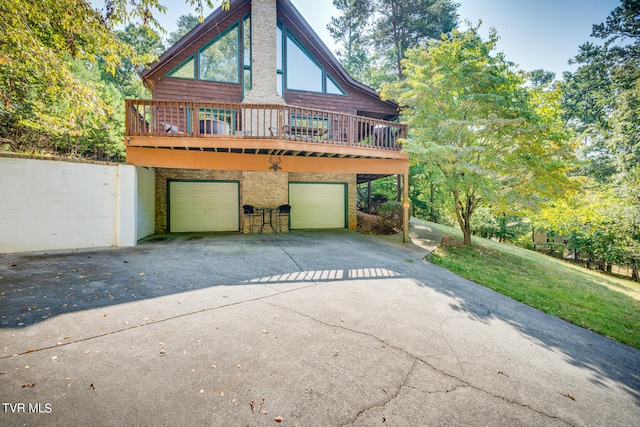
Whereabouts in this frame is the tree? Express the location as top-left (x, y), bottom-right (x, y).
top-left (102, 24), bottom-right (165, 99)
top-left (0, 0), bottom-right (222, 154)
top-left (327, 0), bottom-right (458, 86)
top-left (381, 25), bottom-right (576, 246)
top-left (528, 69), bottom-right (556, 88)
top-left (327, 0), bottom-right (372, 82)
top-left (371, 0), bottom-right (459, 79)
top-left (166, 14), bottom-right (202, 47)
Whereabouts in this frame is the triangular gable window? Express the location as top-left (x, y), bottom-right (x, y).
top-left (326, 74), bottom-right (346, 95)
top-left (199, 24), bottom-right (240, 83)
top-left (167, 56), bottom-right (195, 79)
top-left (286, 31), bottom-right (323, 92)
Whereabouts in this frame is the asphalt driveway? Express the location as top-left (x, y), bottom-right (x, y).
top-left (1, 230), bottom-right (639, 426)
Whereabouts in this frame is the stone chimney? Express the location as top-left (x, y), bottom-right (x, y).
top-left (242, 0), bottom-right (285, 104)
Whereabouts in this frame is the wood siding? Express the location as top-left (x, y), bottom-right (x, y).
top-left (145, 0), bottom-right (397, 120)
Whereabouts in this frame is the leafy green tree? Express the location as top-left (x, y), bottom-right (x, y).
top-left (371, 0), bottom-right (459, 79)
top-left (528, 69), bottom-right (556, 88)
top-left (328, 0), bottom-right (458, 86)
top-left (327, 0), bottom-right (372, 82)
top-left (409, 163), bottom-right (448, 223)
top-left (0, 0), bottom-right (221, 154)
top-left (381, 25), bottom-right (576, 246)
top-left (166, 14), bottom-right (202, 47)
top-left (100, 24), bottom-right (165, 99)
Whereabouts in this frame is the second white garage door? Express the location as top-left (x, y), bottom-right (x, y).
top-left (289, 183), bottom-right (346, 229)
top-left (169, 181), bottom-right (239, 232)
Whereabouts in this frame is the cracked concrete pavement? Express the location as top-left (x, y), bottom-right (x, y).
top-left (0, 230), bottom-right (639, 426)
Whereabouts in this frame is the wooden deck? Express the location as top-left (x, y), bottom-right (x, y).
top-left (125, 100), bottom-right (407, 157)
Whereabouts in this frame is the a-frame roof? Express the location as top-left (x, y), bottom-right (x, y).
top-left (141, 0), bottom-right (397, 114)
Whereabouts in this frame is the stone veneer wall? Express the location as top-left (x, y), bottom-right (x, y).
top-left (242, 0), bottom-right (284, 105)
top-left (155, 168), bottom-right (357, 233)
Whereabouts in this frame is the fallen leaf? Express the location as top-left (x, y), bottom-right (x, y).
top-left (22, 383), bottom-right (36, 388)
top-left (26, 349), bottom-right (36, 353)
top-left (274, 416), bottom-right (283, 423)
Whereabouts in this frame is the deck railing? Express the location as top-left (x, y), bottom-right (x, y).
top-left (126, 99), bottom-right (406, 151)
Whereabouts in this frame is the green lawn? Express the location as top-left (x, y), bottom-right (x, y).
top-left (425, 221), bottom-right (640, 349)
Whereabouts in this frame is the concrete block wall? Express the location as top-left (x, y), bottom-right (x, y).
top-left (0, 156), bottom-right (144, 254)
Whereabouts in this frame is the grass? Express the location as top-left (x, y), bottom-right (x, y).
top-left (424, 221), bottom-right (640, 349)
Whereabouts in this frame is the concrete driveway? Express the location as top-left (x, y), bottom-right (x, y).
top-left (1, 231), bottom-right (638, 426)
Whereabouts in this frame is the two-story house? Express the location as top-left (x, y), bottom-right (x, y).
top-left (125, 0), bottom-right (409, 240)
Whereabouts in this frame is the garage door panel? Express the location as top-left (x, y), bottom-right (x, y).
top-left (169, 181), bottom-right (239, 232)
top-left (289, 183), bottom-right (345, 229)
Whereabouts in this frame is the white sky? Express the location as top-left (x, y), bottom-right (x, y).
top-left (95, 0), bottom-right (621, 78)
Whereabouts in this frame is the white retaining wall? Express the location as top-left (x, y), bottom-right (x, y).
top-left (0, 156), bottom-right (155, 254)
top-left (136, 166), bottom-right (156, 240)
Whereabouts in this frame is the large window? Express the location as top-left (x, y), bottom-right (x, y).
top-left (199, 25), bottom-right (240, 83)
top-left (167, 56), bottom-right (195, 79)
top-left (276, 23), bottom-right (284, 97)
top-left (242, 15), bottom-right (251, 96)
top-left (286, 31), bottom-right (323, 92)
top-left (326, 74), bottom-right (346, 95)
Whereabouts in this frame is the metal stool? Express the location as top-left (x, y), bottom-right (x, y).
top-left (243, 205), bottom-right (260, 234)
top-left (276, 204), bottom-right (291, 233)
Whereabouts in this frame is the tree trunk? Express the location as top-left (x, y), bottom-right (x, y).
top-left (453, 189), bottom-right (476, 246)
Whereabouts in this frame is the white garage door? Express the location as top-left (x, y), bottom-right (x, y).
top-left (169, 181), bottom-right (239, 232)
top-left (289, 183), bottom-right (346, 229)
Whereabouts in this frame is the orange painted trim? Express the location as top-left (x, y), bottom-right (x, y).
top-left (126, 147), bottom-right (408, 175)
top-left (125, 136), bottom-right (408, 160)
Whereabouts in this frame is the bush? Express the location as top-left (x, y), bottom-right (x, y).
top-left (378, 200), bottom-right (403, 233)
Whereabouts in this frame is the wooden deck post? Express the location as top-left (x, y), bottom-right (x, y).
top-left (402, 173), bottom-right (410, 243)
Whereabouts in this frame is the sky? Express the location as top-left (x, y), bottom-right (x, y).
top-left (100, 0), bottom-right (621, 78)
